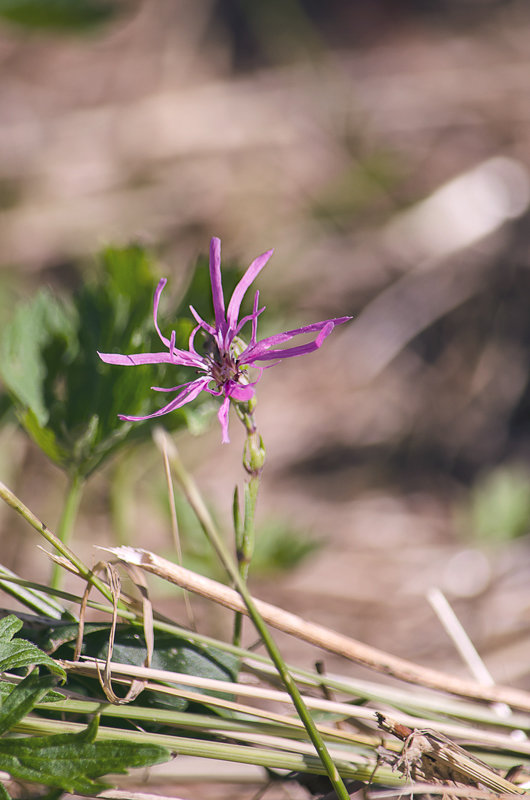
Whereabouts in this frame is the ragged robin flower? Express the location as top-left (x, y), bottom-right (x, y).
top-left (98, 237), bottom-right (351, 443)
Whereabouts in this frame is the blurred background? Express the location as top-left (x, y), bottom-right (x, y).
top-left (1, 0), bottom-right (530, 793)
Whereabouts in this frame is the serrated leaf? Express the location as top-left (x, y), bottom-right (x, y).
top-left (0, 673), bottom-right (58, 735)
top-left (0, 681), bottom-right (64, 704)
top-left (0, 716), bottom-right (169, 794)
top-left (0, 614), bottom-right (66, 679)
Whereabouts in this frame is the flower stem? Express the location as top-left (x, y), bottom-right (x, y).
top-left (50, 472), bottom-right (84, 590)
top-left (233, 475), bottom-right (260, 645)
top-left (162, 436), bottom-right (350, 800)
top-left (233, 400), bottom-right (265, 645)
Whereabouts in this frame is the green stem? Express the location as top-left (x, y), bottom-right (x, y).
top-left (17, 714), bottom-right (371, 781)
top-left (110, 455), bottom-right (131, 546)
top-left (0, 480), bottom-right (114, 605)
top-left (164, 438), bottom-right (350, 800)
top-left (233, 400), bottom-right (265, 645)
top-left (233, 474), bottom-right (260, 645)
top-left (240, 475), bottom-right (260, 579)
top-left (50, 472), bottom-right (85, 590)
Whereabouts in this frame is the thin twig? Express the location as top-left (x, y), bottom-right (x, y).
top-left (428, 587), bottom-right (513, 721)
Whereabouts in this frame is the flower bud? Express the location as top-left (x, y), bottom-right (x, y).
top-left (243, 431), bottom-right (266, 475)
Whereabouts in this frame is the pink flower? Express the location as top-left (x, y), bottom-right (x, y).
top-left (98, 237), bottom-right (351, 443)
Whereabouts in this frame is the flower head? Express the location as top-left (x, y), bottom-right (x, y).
top-left (98, 237), bottom-right (351, 443)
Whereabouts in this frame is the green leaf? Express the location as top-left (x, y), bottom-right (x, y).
top-left (0, 673), bottom-right (58, 735)
top-left (0, 290), bottom-right (77, 428)
top-left (0, 615), bottom-right (22, 642)
top-left (22, 618), bottom-right (111, 655)
top-left (0, 0), bottom-right (118, 32)
top-left (0, 614), bottom-right (66, 679)
top-left (0, 680), bottom-right (64, 704)
top-left (0, 716), bottom-right (169, 794)
top-left (38, 621), bottom-right (239, 713)
top-left (19, 407), bottom-right (70, 466)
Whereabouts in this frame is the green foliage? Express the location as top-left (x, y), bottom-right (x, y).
top-left (0, 679), bottom-right (64, 704)
top-left (0, 715), bottom-right (169, 795)
top-left (0, 246), bottom-right (216, 478)
top-left (30, 620), bottom-right (239, 714)
top-left (0, 615), bottom-right (65, 679)
top-left (0, 289), bottom-right (77, 430)
top-left (0, 617), bottom-right (169, 795)
top-left (0, 673), bottom-right (61, 735)
top-left (462, 463), bottom-right (530, 546)
top-left (252, 518), bottom-right (321, 574)
top-left (0, 0), bottom-right (119, 33)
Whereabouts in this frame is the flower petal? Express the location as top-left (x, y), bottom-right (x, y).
top-left (153, 278), bottom-right (171, 347)
top-left (189, 305), bottom-right (215, 336)
top-left (151, 378), bottom-right (206, 392)
top-left (258, 316), bottom-right (352, 345)
top-left (118, 377), bottom-right (211, 421)
top-left (241, 316), bottom-right (351, 362)
top-left (246, 321), bottom-right (338, 361)
top-left (217, 395), bottom-right (231, 443)
top-left (226, 381), bottom-right (255, 402)
top-left (188, 323), bottom-right (202, 355)
top-left (225, 248), bottom-right (273, 334)
top-left (250, 291), bottom-right (261, 345)
top-left (98, 350), bottom-right (202, 368)
top-left (209, 237), bottom-right (226, 333)
top-left (235, 291), bottom-right (264, 341)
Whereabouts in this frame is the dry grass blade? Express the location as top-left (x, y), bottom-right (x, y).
top-left (75, 559), bottom-right (154, 704)
top-left (428, 588), bottom-right (514, 723)
top-left (368, 785), bottom-right (524, 799)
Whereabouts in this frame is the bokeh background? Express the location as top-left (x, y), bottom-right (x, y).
top-left (1, 1), bottom-right (530, 796)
